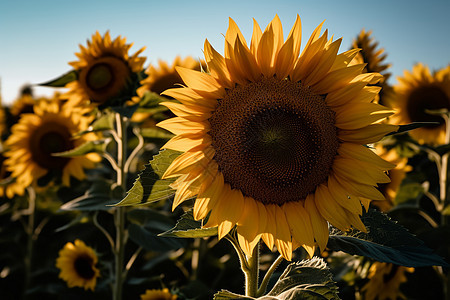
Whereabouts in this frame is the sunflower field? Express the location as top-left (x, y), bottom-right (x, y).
top-left (0, 12), bottom-right (449, 300)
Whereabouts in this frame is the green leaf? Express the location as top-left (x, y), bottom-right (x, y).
top-left (82, 112), bottom-right (115, 134)
top-left (38, 70), bottom-right (78, 87)
top-left (59, 180), bottom-right (116, 211)
top-left (213, 290), bottom-right (253, 300)
top-left (115, 149), bottom-right (181, 206)
top-left (443, 205), bottom-right (450, 216)
top-left (137, 91), bottom-right (174, 109)
top-left (386, 122), bottom-right (440, 136)
top-left (140, 128), bottom-right (174, 140)
top-left (266, 257), bottom-right (340, 300)
top-left (327, 209), bottom-right (449, 267)
top-left (394, 182), bottom-right (425, 205)
top-left (111, 103), bottom-right (140, 118)
top-left (159, 209), bottom-right (218, 238)
top-left (53, 139), bottom-right (109, 157)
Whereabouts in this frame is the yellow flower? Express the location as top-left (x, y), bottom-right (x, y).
top-left (158, 15), bottom-right (398, 260)
top-left (3, 97), bottom-right (101, 194)
top-left (62, 31), bottom-right (146, 108)
top-left (350, 29), bottom-right (392, 105)
top-left (138, 56), bottom-right (203, 97)
top-left (56, 239), bottom-right (100, 291)
top-left (386, 63), bottom-right (450, 145)
top-left (361, 262), bottom-right (414, 300)
top-left (140, 288), bottom-right (177, 300)
top-left (0, 152), bottom-right (27, 198)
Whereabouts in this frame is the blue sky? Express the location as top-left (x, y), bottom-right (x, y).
top-left (1, 0), bottom-right (449, 104)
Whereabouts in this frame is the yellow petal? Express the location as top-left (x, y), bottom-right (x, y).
top-left (217, 188), bottom-right (245, 239)
top-left (161, 133), bottom-right (212, 152)
top-left (334, 103), bottom-right (393, 130)
top-left (305, 194), bottom-right (329, 252)
top-left (176, 67), bottom-right (225, 99)
top-left (257, 24), bottom-right (275, 77)
top-left (305, 38), bottom-right (342, 87)
top-left (315, 184), bottom-right (351, 231)
top-left (338, 124), bottom-right (399, 144)
top-left (327, 174), bottom-right (362, 215)
top-left (283, 201), bottom-right (315, 257)
top-left (250, 18), bottom-right (263, 56)
top-left (162, 147), bottom-right (214, 179)
top-left (311, 63), bottom-right (366, 94)
top-left (204, 39), bottom-right (233, 88)
top-left (157, 117), bottom-right (210, 135)
top-left (160, 102), bottom-right (212, 120)
top-left (261, 204), bottom-right (276, 250)
top-left (338, 143), bottom-right (396, 170)
top-left (162, 87), bottom-right (217, 110)
top-left (193, 173), bottom-right (224, 221)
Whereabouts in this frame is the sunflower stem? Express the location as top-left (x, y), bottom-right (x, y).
top-left (112, 112), bottom-right (128, 300)
top-left (257, 254), bottom-right (284, 297)
top-left (24, 187), bottom-right (36, 299)
top-left (245, 242), bottom-right (260, 297)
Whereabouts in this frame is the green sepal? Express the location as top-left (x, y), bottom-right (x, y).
top-left (115, 149), bottom-right (181, 206)
top-left (53, 138), bottom-right (110, 157)
top-left (386, 122), bottom-right (440, 136)
top-left (159, 209), bottom-right (218, 238)
top-left (327, 209), bottom-right (449, 267)
top-left (38, 70), bottom-right (78, 87)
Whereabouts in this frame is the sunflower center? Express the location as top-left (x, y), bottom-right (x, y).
top-left (74, 254), bottom-right (96, 279)
top-left (86, 63), bottom-right (114, 90)
top-left (406, 85), bottom-right (450, 127)
top-left (79, 56), bottom-right (131, 104)
top-left (30, 121), bottom-right (74, 170)
top-left (208, 77), bottom-right (339, 205)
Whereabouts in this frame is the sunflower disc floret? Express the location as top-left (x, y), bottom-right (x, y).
top-left (157, 15), bottom-right (398, 260)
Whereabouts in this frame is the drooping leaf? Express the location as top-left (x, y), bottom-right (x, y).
top-left (327, 209), bottom-right (449, 267)
top-left (140, 128), bottom-right (174, 140)
top-left (386, 122), bottom-right (440, 136)
top-left (59, 180), bottom-right (116, 211)
top-left (115, 149), bottom-right (181, 206)
top-left (394, 182), bottom-right (425, 205)
top-left (79, 112), bottom-right (115, 134)
top-left (213, 290), bottom-right (253, 300)
top-left (159, 209), bottom-right (218, 238)
top-left (53, 139), bottom-right (110, 157)
top-left (38, 70), bottom-right (78, 87)
top-left (266, 257), bottom-right (339, 300)
top-left (128, 223), bottom-right (185, 252)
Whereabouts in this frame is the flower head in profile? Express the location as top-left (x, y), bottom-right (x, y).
top-left (140, 288), bottom-right (177, 300)
top-left (3, 96), bottom-right (101, 194)
top-left (350, 29), bottom-right (391, 104)
top-left (361, 262), bottom-right (414, 300)
top-left (386, 63), bottom-right (450, 145)
top-left (56, 239), bottom-right (100, 291)
top-left (62, 31), bottom-right (146, 108)
top-left (158, 15), bottom-right (397, 260)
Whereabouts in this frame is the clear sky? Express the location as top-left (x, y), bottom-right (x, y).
top-left (1, 0), bottom-right (449, 104)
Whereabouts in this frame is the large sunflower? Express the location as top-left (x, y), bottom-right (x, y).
top-left (3, 97), bottom-right (101, 192)
top-left (361, 262), bottom-right (414, 300)
top-left (140, 288), bottom-right (177, 300)
top-left (386, 63), bottom-right (450, 145)
top-left (62, 31), bottom-right (146, 108)
top-left (158, 15), bottom-right (398, 260)
top-left (56, 239), bottom-right (100, 291)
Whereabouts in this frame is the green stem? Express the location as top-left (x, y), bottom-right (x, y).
top-left (113, 113), bottom-right (128, 300)
top-left (245, 243), bottom-right (260, 297)
top-left (24, 187), bottom-right (36, 298)
top-left (257, 254), bottom-right (284, 297)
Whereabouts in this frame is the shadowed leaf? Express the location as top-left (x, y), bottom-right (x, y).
top-left (38, 70), bottom-right (77, 87)
top-left (159, 209), bottom-right (218, 238)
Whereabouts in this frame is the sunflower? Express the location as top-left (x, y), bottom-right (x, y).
top-left (361, 262), bottom-right (414, 300)
top-left (386, 64), bottom-right (450, 145)
top-left (350, 29), bottom-right (392, 105)
top-left (157, 15), bottom-right (398, 260)
top-left (140, 288), bottom-right (177, 300)
top-left (0, 152), bottom-right (27, 198)
top-left (56, 239), bottom-right (100, 291)
top-left (3, 97), bottom-right (101, 193)
top-left (62, 31), bottom-right (146, 108)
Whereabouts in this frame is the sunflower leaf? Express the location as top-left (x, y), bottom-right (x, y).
top-left (213, 290), bottom-right (253, 299)
top-left (386, 122), bottom-right (440, 136)
top-left (38, 70), bottom-right (78, 87)
top-left (128, 223), bottom-right (185, 252)
top-left (60, 179), bottom-right (117, 211)
top-left (159, 209), bottom-right (218, 238)
top-left (327, 209), bottom-right (449, 267)
top-left (115, 149), bottom-right (181, 206)
top-left (85, 112), bottom-right (116, 133)
top-left (266, 257), bottom-right (340, 300)
top-left (53, 139), bottom-right (110, 157)
top-left (140, 128), bottom-right (174, 140)
top-left (111, 103), bottom-right (140, 118)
